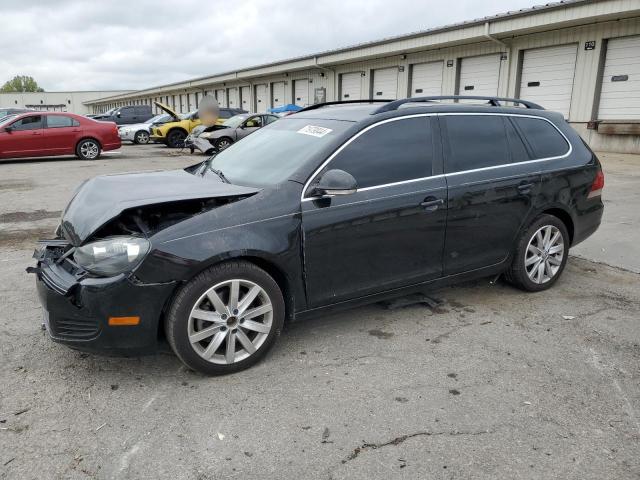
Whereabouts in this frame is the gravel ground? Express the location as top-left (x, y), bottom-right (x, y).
top-left (0, 145), bottom-right (638, 480)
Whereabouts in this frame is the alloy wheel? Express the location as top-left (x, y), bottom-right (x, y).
top-left (524, 225), bottom-right (564, 284)
top-left (135, 131), bottom-right (149, 143)
top-left (187, 279), bottom-right (273, 364)
top-left (80, 141), bottom-right (99, 159)
top-left (217, 139), bottom-right (232, 150)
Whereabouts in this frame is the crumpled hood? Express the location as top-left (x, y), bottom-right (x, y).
top-left (60, 169), bottom-right (259, 245)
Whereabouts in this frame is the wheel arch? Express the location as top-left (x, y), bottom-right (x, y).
top-left (539, 207), bottom-right (575, 245)
top-left (76, 136), bottom-right (101, 150)
top-left (157, 252), bottom-right (296, 339)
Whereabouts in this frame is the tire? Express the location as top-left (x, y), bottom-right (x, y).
top-left (75, 139), bottom-right (101, 160)
top-left (505, 214), bottom-right (570, 292)
top-left (165, 261), bottom-right (285, 375)
top-left (166, 129), bottom-right (187, 148)
top-left (134, 130), bottom-right (150, 144)
top-left (215, 137), bottom-right (233, 151)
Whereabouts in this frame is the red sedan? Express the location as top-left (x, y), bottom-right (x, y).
top-left (0, 112), bottom-right (121, 160)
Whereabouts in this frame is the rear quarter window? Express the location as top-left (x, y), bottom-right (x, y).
top-left (511, 117), bottom-right (569, 159)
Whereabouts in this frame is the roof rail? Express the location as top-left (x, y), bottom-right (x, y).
top-left (296, 99), bottom-right (394, 113)
top-left (372, 96), bottom-right (544, 114)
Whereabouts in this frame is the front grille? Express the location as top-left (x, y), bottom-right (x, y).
top-left (51, 317), bottom-right (100, 340)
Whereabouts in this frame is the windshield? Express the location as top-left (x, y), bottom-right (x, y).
top-left (204, 118), bottom-right (351, 187)
top-left (0, 114), bottom-right (17, 125)
top-left (146, 113), bottom-right (169, 124)
top-left (223, 114), bottom-right (249, 128)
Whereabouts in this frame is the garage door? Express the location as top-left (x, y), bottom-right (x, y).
top-left (255, 84), bottom-right (268, 113)
top-left (598, 35), bottom-right (640, 120)
top-left (272, 82), bottom-right (285, 108)
top-left (294, 79), bottom-right (309, 107)
top-left (240, 86), bottom-right (250, 111)
top-left (372, 67), bottom-right (399, 99)
top-left (215, 89), bottom-right (226, 107)
top-left (410, 61), bottom-right (443, 97)
top-left (519, 44), bottom-right (577, 118)
top-left (459, 54), bottom-right (502, 96)
top-left (227, 87), bottom-right (239, 109)
top-left (340, 72), bottom-right (362, 100)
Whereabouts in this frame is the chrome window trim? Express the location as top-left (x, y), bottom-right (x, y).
top-left (300, 112), bottom-right (572, 202)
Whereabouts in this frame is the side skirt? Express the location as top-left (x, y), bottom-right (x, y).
top-left (292, 260), bottom-right (508, 322)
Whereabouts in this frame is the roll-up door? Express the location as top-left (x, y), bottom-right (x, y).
top-left (372, 67), bottom-right (399, 99)
top-left (240, 86), bottom-right (250, 111)
top-left (598, 35), bottom-right (640, 120)
top-left (410, 61), bottom-right (443, 97)
top-left (254, 84), bottom-right (268, 113)
top-left (215, 89), bottom-right (226, 107)
top-left (458, 54), bottom-right (501, 96)
top-left (272, 82), bottom-right (285, 108)
top-left (519, 44), bottom-right (577, 118)
top-left (340, 72), bottom-right (362, 100)
top-left (293, 79), bottom-right (309, 107)
top-left (227, 87), bottom-right (239, 108)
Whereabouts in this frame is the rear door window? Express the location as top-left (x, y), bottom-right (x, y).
top-left (511, 117), bottom-right (569, 159)
top-left (11, 115), bottom-right (43, 131)
top-left (326, 116), bottom-right (433, 188)
top-left (443, 115), bottom-right (510, 173)
top-left (46, 115), bottom-right (79, 128)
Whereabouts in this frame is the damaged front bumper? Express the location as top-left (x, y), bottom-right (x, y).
top-left (30, 240), bottom-right (176, 355)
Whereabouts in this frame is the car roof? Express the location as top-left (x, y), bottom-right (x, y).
top-left (291, 100), bottom-right (561, 124)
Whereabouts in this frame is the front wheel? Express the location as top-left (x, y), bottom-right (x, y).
top-left (76, 139), bottom-right (101, 160)
top-left (215, 137), bottom-right (233, 151)
top-left (505, 214), bottom-right (569, 292)
top-left (165, 261), bottom-right (285, 375)
top-left (166, 130), bottom-right (187, 148)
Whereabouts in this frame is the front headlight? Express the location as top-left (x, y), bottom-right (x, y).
top-left (74, 236), bottom-right (150, 276)
top-left (199, 132), bottom-right (214, 139)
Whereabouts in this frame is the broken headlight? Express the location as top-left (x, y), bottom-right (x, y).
top-left (74, 236), bottom-right (150, 276)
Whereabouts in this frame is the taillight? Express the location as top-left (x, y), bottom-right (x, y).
top-left (588, 169), bottom-right (604, 199)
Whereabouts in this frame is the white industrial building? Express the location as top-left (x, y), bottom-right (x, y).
top-left (86, 0), bottom-right (640, 153)
top-left (0, 91), bottom-right (133, 115)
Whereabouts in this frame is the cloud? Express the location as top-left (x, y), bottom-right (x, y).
top-left (0, 0), bottom-right (537, 91)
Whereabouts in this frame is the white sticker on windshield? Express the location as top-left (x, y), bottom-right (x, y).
top-left (297, 125), bottom-right (332, 138)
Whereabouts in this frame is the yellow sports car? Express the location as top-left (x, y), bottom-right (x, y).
top-left (151, 102), bottom-right (246, 148)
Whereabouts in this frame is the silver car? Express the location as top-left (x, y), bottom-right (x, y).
top-left (118, 113), bottom-right (173, 144)
top-left (199, 113), bottom-right (279, 151)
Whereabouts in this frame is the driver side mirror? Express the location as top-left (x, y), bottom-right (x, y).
top-left (116, 112), bottom-right (121, 117)
top-left (309, 169), bottom-right (358, 197)
top-left (4, 126), bottom-right (13, 133)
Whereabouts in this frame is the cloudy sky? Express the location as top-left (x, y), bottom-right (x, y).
top-left (1, 0), bottom-right (539, 92)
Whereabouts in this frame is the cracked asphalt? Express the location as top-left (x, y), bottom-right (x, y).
top-left (1, 145), bottom-right (639, 479)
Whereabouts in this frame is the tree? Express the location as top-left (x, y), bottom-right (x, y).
top-left (0, 75), bottom-right (45, 93)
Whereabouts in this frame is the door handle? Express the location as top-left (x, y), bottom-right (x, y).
top-left (420, 197), bottom-right (444, 212)
top-left (32, 131), bottom-right (41, 135)
top-left (517, 183), bottom-right (534, 194)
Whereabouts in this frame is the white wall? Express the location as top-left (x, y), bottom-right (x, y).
top-left (0, 91), bottom-right (132, 115)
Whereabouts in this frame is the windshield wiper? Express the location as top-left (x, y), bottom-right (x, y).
top-left (209, 168), bottom-right (230, 184)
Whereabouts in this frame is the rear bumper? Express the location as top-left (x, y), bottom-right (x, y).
top-left (102, 139), bottom-right (121, 152)
top-left (572, 200), bottom-right (604, 247)
top-left (33, 247), bottom-right (176, 355)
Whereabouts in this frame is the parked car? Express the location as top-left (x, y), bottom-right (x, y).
top-left (31, 96), bottom-right (604, 375)
top-left (0, 108), bottom-right (33, 120)
top-left (0, 111), bottom-right (120, 160)
top-left (118, 113), bottom-right (173, 144)
top-left (150, 101), bottom-right (246, 148)
top-left (91, 105), bottom-right (154, 125)
top-left (198, 113), bottom-right (279, 151)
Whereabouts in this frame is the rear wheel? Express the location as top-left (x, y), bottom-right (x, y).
top-left (134, 130), bottom-right (150, 144)
top-left (76, 139), bottom-right (100, 160)
top-left (505, 214), bottom-right (569, 292)
top-left (166, 129), bottom-right (187, 148)
top-left (165, 261), bottom-right (285, 375)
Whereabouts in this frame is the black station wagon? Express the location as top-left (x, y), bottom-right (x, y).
top-left (32, 96), bottom-right (604, 375)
